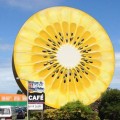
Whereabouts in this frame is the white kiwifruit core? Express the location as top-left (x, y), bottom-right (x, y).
top-left (56, 44), bottom-right (81, 69)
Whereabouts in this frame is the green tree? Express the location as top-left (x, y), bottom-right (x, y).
top-left (16, 89), bottom-right (23, 94)
top-left (98, 89), bottom-right (120, 120)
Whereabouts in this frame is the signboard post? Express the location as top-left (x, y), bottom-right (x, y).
top-left (27, 81), bottom-right (45, 120)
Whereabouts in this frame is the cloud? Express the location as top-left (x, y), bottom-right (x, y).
top-left (110, 52), bottom-right (120, 86)
top-left (0, 62), bottom-right (19, 93)
top-left (0, 43), bottom-right (13, 51)
top-left (115, 52), bottom-right (120, 67)
top-left (1, 0), bottom-right (63, 10)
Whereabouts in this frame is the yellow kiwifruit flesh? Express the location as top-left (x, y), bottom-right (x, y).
top-left (13, 7), bottom-right (115, 108)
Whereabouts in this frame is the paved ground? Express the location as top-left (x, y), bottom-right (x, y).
top-left (17, 119), bottom-right (26, 120)
top-left (17, 117), bottom-right (27, 120)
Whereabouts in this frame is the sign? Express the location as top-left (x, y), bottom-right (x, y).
top-left (0, 94), bottom-right (27, 101)
top-left (28, 81), bottom-right (45, 111)
top-left (28, 93), bottom-right (45, 102)
top-left (28, 81), bottom-right (45, 93)
top-left (28, 93), bottom-right (45, 110)
top-left (28, 104), bottom-right (43, 110)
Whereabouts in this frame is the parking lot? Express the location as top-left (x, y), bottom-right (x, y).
top-left (17, 117), bottom-right (27, 120)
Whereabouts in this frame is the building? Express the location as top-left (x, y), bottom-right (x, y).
top-left (0, 94), bottom-right (27, 106)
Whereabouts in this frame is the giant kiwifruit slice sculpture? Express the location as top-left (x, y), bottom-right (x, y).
top-left (13, 7), bottom-right (115, 108)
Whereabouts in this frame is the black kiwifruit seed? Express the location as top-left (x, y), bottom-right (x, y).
top-left (55, 35), bottom-right (57, 39)
top-left (89, 61), bottom-right (93, 63)
top-left (58, 42), bottom-right (61, 45)
top-left (85, 45), bottom-right (88, 47)
top-left (48, 39), bottom-right (52, 42)
top-left (52, 74), bottom-right (55, 77)
top-left (70, 37), bottom-right (73, 41)
top-left (76, 78), bottom-right (78, 82)
top-left (77, 37), bottom-right (80, 39)
top-left (43, 56), bottom-right (47, 58)
top-left (81, 39), bottom-right (84, 42)
top-left (64, 80), bottom-right (66, 83)
top-left (74, 41), bottom-right (76, 44)
top-left (48, 67), bottom-right (51, 70)
top-left (42, 50), bottom-right (47, 53)
top-left (59, 32), bottom-right (62, 36)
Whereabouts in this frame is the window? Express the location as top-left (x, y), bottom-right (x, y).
top-left (0, 108), bottom-right (10, 115)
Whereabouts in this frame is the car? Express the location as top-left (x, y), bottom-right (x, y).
top-left (17, 109), bottom-right (25, 119)
top-left (21, 107), bottom-right (27, 116)
top-left (0, 106), bottom-right (17, 120)
top-left (21, 107), bottom-right (26, 112)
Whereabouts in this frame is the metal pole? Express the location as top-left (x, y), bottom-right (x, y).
top-left (41, 111), bottom-right (44, 120)
top-left (28, 110), bottom-right (30, 120)
top-left (27, 80), bottom-right (29, 120)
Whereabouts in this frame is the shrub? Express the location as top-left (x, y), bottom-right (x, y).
top-left (30, 101), bottom-right (100, 120)
top-left (98, 89), bottom-right (120, 120)
top-left (59, 101), bottom-right (100, 120)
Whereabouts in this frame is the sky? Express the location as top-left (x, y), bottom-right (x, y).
top-left (0, 0), bottom-right (120, 93)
